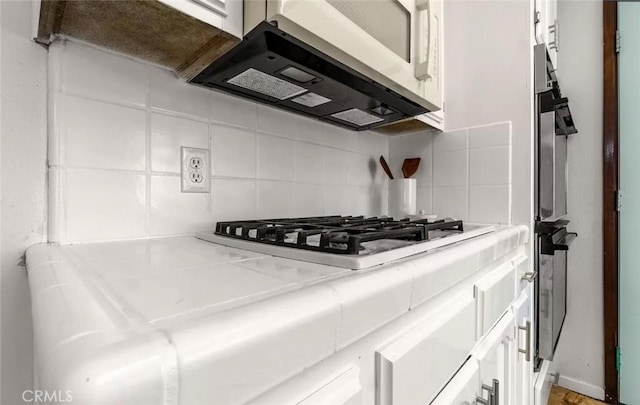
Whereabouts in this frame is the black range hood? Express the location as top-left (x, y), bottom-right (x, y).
top-left (190, 22), bottom-right (428, 131)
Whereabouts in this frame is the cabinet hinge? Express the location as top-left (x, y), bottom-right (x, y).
top-left (534, 10), bottom-right (540, 25)
top-left (616, 30), bottom-right (621, 54)
top-left (616, 189), bottom-right (622, 212)
top-left (617, 347), bottom-right (621, 371)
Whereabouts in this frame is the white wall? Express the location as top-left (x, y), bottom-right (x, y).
top-left (389, 122), bottom-right (512, 225)
top-left (552, 0), bottom-right (604, 399)
top-left (48, 40), bottom-right (389, 243)
top-left (443, 0), bottom-right (532, 231)
top-left (0, 1), bottom-right (48, 402)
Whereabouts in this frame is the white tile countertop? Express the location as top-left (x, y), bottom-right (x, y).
top-left (26, 225), bottom-right (528, 405)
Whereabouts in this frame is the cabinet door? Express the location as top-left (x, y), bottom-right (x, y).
top-left (533, 360), bottom-right (557, 405)
top-left (513, 286), bottom-right (534, 405)
top-left (513, 254), bottom-right (534, 295)
top-left (430, 360), bottom-right (480, 405)
top-left (474, 262), bottom-right (516, 339)
top-left (156, 0), bottom-right (243, 38)
top-left (472, 311), bottom-right (516, 405)
top-left (377, 294), bottom-right (476, 405)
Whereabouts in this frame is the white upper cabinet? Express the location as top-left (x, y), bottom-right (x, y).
top-left (32, 0), bottom-right (242, 81)
top-left (157, 0), bottom-right (243, 38)
top-left (534, 0), bottom-right (559, 68)
top-left (513, 286), bottom-right (535, 405)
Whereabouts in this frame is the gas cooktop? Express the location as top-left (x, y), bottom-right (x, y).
top-left (197, 216), bottom-right (495, 269)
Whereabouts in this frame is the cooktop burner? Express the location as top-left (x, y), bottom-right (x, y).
top-left (214, 216), bottom-right (464, 255)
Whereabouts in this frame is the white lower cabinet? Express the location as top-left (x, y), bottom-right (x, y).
top-left (429, 257), bottom-right (539, 405)
top-left (430, 360), bottom-right (480, 405)
top-left (534, 360), bottom-right (557, 405)
top-left (431, 311), bottom-right (516, 405)
top-left (474, 262), bottom-right (517, 339)
top-left (513, 285), bottom-right (535, 405)
top-left (376, 293), bottom-right (476, 405)
top-left (473, 311), bottom-right (516, 405)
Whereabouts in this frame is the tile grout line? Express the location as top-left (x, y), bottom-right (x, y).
top-left (466, 130), bottom-right (471, 222)
top-left (145, 66), bottom-right (152, 238)
top-left (254, 108), bottom-right (260, 218)
top-left (209, 116), bottom-right (214, 221)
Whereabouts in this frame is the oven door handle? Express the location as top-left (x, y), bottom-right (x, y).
top-left (540, 231), bottom-right (577, 254)
top-left (552, 232), bottom-right (577, 251)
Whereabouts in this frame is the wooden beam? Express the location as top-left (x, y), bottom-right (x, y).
top-left (176, 30), bottom-right (240, 81)
top-left (602, 1), bottom-right (619, 403)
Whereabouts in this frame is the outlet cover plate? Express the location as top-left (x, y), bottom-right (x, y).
top-left (181, 147), bottom-right (210, 193)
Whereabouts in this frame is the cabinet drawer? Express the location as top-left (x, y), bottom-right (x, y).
top-left (376, 294), bottom-right (475, 405)
top-left (430, 359), bottom-right (479, 405)
top-left (475, 262), bottom-right (516, 338)
top-left (513, 254), bottom-right (533, 295)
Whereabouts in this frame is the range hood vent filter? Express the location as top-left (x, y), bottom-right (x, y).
top-left (227, 68), bottom-right (307, 100)
top-left (331, 108), bottom-right (384, 126)
top-left (291, 92), bottom-right (332, 107)
top-left (191, 22), bottom-right (429, 131)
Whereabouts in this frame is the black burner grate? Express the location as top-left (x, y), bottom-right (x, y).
top-left (215, 216), bottom-right (464, 255)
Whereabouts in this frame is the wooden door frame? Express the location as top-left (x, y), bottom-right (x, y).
top-left (603, 1), bottom-right (619, 403)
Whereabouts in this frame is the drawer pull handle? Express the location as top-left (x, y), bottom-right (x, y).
top-left (476, 378), bottom-right (499, 405)
top-left (521, 271), bottom-right (537, 283)
top-left (518, 320), bottom-right (532, 362)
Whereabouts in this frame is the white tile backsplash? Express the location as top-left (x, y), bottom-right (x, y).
top-left (257, 134), bottom-right (295, 181)
top-left (49, 41), bottom-right (389, 243)
top-left (62, 95), bottom-right (146, 171)
top-left (433, 186), bottom-right (469, 221)
top-left (468, 122), bottom-right (511, 149)
top-left (323, 148), bottom-right (350, 185)
top-left (48, 40), bottom-right (512, 243)
top-left (294, 142), bottom-right (324, 184)
top-left (389, 121), bottom-right (512, 224)
top-left (257, 105), bottom-right (310, 139)
top-left (348, 153), bottom-right (375, 186)
top-left (469, 147), bottom-right (510, 186)
top-left (149, 176), bottom-right (212, 235)
top-left (433, 150), bottom-right (468, 187)
top-left (294, 183), bottom-right (324, 217)
top-left (150, 113), bottom-right (209, 173)
top-left (65, 170), bottom-right (147, 241)
top-left (149, 68), bottom-right (210, 119)
top-left (212, 178), bottom-right (256, 222)
top-left (323, 185), bottom-right (351, 215)
top-left (209, 90), bottom-right (257, 130)
top-left (60, 41), bottom-right (148, 107)
top-left (257, 180), bottom-right (294, 218)
top-left (433, 128), bottom-right (468, 152)
top-left (469, 185), bottom-right (511, 224)
top-left (211, 125), bottom-right (256, 178)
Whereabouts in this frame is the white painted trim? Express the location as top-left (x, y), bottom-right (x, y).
top-left (557, 375), bottom-right (605, 402)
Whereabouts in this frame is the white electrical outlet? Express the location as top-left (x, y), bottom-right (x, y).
top-left (181, 147), bottom-right (210, 193)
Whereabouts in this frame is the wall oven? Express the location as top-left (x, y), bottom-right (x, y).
top-left (533, 44), bottom-right (578, 366)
